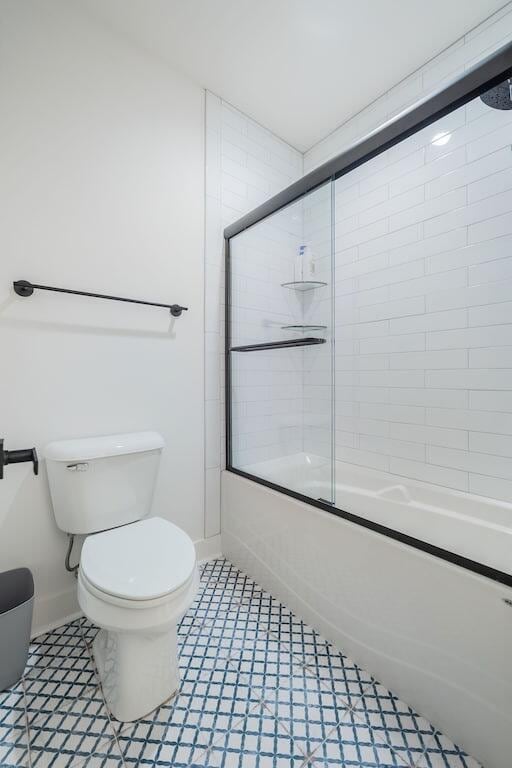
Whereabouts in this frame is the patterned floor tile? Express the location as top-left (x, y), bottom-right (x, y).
top-left (191, 585), bottom-right (241, 622)
top-left (199, 563), bottom-right (270, 613)
top-left (180, 656), bottom-right (265, 717)
top-left (26, 623), bottom-right (116, 768)
top-left (260, 661), bottom-right (348, 756)
top-left (177, 610), bottom-right (208, 639)
top-left (0, 684), bottom-right (30, 768)
top-left (78, 617), bottom-right (99, 647)
top-left (187, 569), bottom-right (262, 627)
top-left (352, 682), bottom-right (437, 766)
top-left (25, 675), bottom-right (110, 726)
top-left (214, 610), bottom-right (265, 642)
top-left (268, 615), bottom-right (329, 665)
top-left (26, 621), bottom-right (92, 677)
top-left (31, 733), bottom-right (125, 767)
top-left (303, 642), bottom-right (374, 709)
top-left (24, 620), bottom-right (112, 761)
top-left (225, 631), bottom-right (298, 692)
top-left (190, 702), bottom-right (309, 768)
top-left (117, 687), bottom-right (248, 766)
top-left (28, 705), bottom-right (115, 767)
top-left (309, 711), bottom-right (411, 768)
top-left (416, 732), bottom-right (482, 768)
top-left (2, 558), bottom-right (482, 768)
top-left (232, 582), bottom-right (292, 623)
top-left (24, 665), bottom-right (104, 727)
top-left (181, 620), bottom-right (272, 680)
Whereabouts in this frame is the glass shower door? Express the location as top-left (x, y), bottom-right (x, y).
top-left (227, 180), bottom-right (335, 504)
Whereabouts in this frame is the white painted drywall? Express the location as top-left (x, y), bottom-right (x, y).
top-left (0, 0), bottom-right (205, 634)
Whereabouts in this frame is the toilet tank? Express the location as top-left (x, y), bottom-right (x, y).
top-left (45, 432), bottom-right (164, 535)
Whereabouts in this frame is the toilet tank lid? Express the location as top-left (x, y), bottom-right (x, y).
top-left (44, 431), bottom-right (165, 462)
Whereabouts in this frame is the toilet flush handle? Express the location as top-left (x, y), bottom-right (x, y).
top-left (66, 463), bottom-right (89, 472)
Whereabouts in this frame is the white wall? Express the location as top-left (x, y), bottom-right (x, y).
top-left (204, 95), bottom-right (302, 536)
top-left (302, 184), bottom-right (334, 466)
top-left (331, 96), bottom-right (512, 500)
top-left (229, 206), bottom-right (304, 469)
top-left (0, 0), bottom-right (205, 633)
top-left (305, 3), bottom-right (512, 173)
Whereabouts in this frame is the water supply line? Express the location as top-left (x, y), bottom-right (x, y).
top-left (65, 534), bottom-right (80, 578)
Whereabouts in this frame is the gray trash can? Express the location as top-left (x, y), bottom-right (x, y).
top-left (0, 568), bottom-right (34, 691)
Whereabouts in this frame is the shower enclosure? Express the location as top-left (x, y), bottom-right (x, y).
top-left (224, 41), bottom-right (512, 768)
top-left (226, 40), bottom-right (512, 589)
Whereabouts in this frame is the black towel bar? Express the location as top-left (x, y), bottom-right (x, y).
top-left (13, 280), bottom-right (188, 317)
top-left (230, 337), bottom-right (326, 352)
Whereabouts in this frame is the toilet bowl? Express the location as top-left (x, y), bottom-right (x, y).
top-left (77, 517), bottom-right (198, 722)
top-left (44, 431), bottom-right (198, 722)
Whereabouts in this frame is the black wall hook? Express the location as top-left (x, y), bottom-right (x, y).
top-left (0, 440), bottom-right (38, 479)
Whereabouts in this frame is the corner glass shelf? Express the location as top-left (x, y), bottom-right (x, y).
top-left (281, 324), bottom-right (327, 331)
top-left (281, 280), bottom-right (327, 292)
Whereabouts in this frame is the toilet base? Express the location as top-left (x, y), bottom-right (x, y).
top-left (93, 625), bottom-right (179, 722)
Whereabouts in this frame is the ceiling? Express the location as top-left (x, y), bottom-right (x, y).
top-left (82, 0), bottom-right (507, 151)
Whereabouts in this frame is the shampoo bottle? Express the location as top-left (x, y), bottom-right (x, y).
top-left (294, 245), bottom-right (305, 282)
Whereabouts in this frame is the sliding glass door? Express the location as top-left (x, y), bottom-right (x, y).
top-left (227, 181), bottom-right (335, 504)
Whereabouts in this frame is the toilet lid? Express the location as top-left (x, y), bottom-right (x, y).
top-left (80, 517), bottom-right (196, 601)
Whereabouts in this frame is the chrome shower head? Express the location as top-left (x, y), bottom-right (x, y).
top-left (480, 77), bottom-right (512, 110)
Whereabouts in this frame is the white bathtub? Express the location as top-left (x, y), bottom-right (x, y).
top-left (242, 452), bottom-right (512, 576)
top-left (222, 465), bottom-right (512, 768)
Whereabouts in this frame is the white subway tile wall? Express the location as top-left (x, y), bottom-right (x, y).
top-left (302, 183), bottom-right (334, 467)
top-left (204, 93), bottom-right (303, 535)
top-left (230, 201), bottom-right (304, 469)
top-left (230, 179), bottom-right (335, 484)
top-left (334, 89), bottom-right (512, 500)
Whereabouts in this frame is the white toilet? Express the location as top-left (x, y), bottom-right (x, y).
top-left (45, 431), bottom-right (198, 722)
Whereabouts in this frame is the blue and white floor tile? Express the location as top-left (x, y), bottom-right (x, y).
top-left (0, 558), bottom-right (483, 767)
top-left (0, 683), bottom-right (30, 768)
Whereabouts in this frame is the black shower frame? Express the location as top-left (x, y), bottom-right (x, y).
top-left (224, 40), bottom-right (512, 589)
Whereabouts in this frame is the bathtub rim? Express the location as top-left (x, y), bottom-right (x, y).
top-left (225, 465), bottom-right (512, 588)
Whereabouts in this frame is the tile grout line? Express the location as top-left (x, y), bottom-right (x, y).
top-left (20, 676), bottom-right (32, 768)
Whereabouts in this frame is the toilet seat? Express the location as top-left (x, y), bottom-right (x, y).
top-left (80, 516), bottom-right (196, 602)
top-left (79, 566), bottom-right (196, 610)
